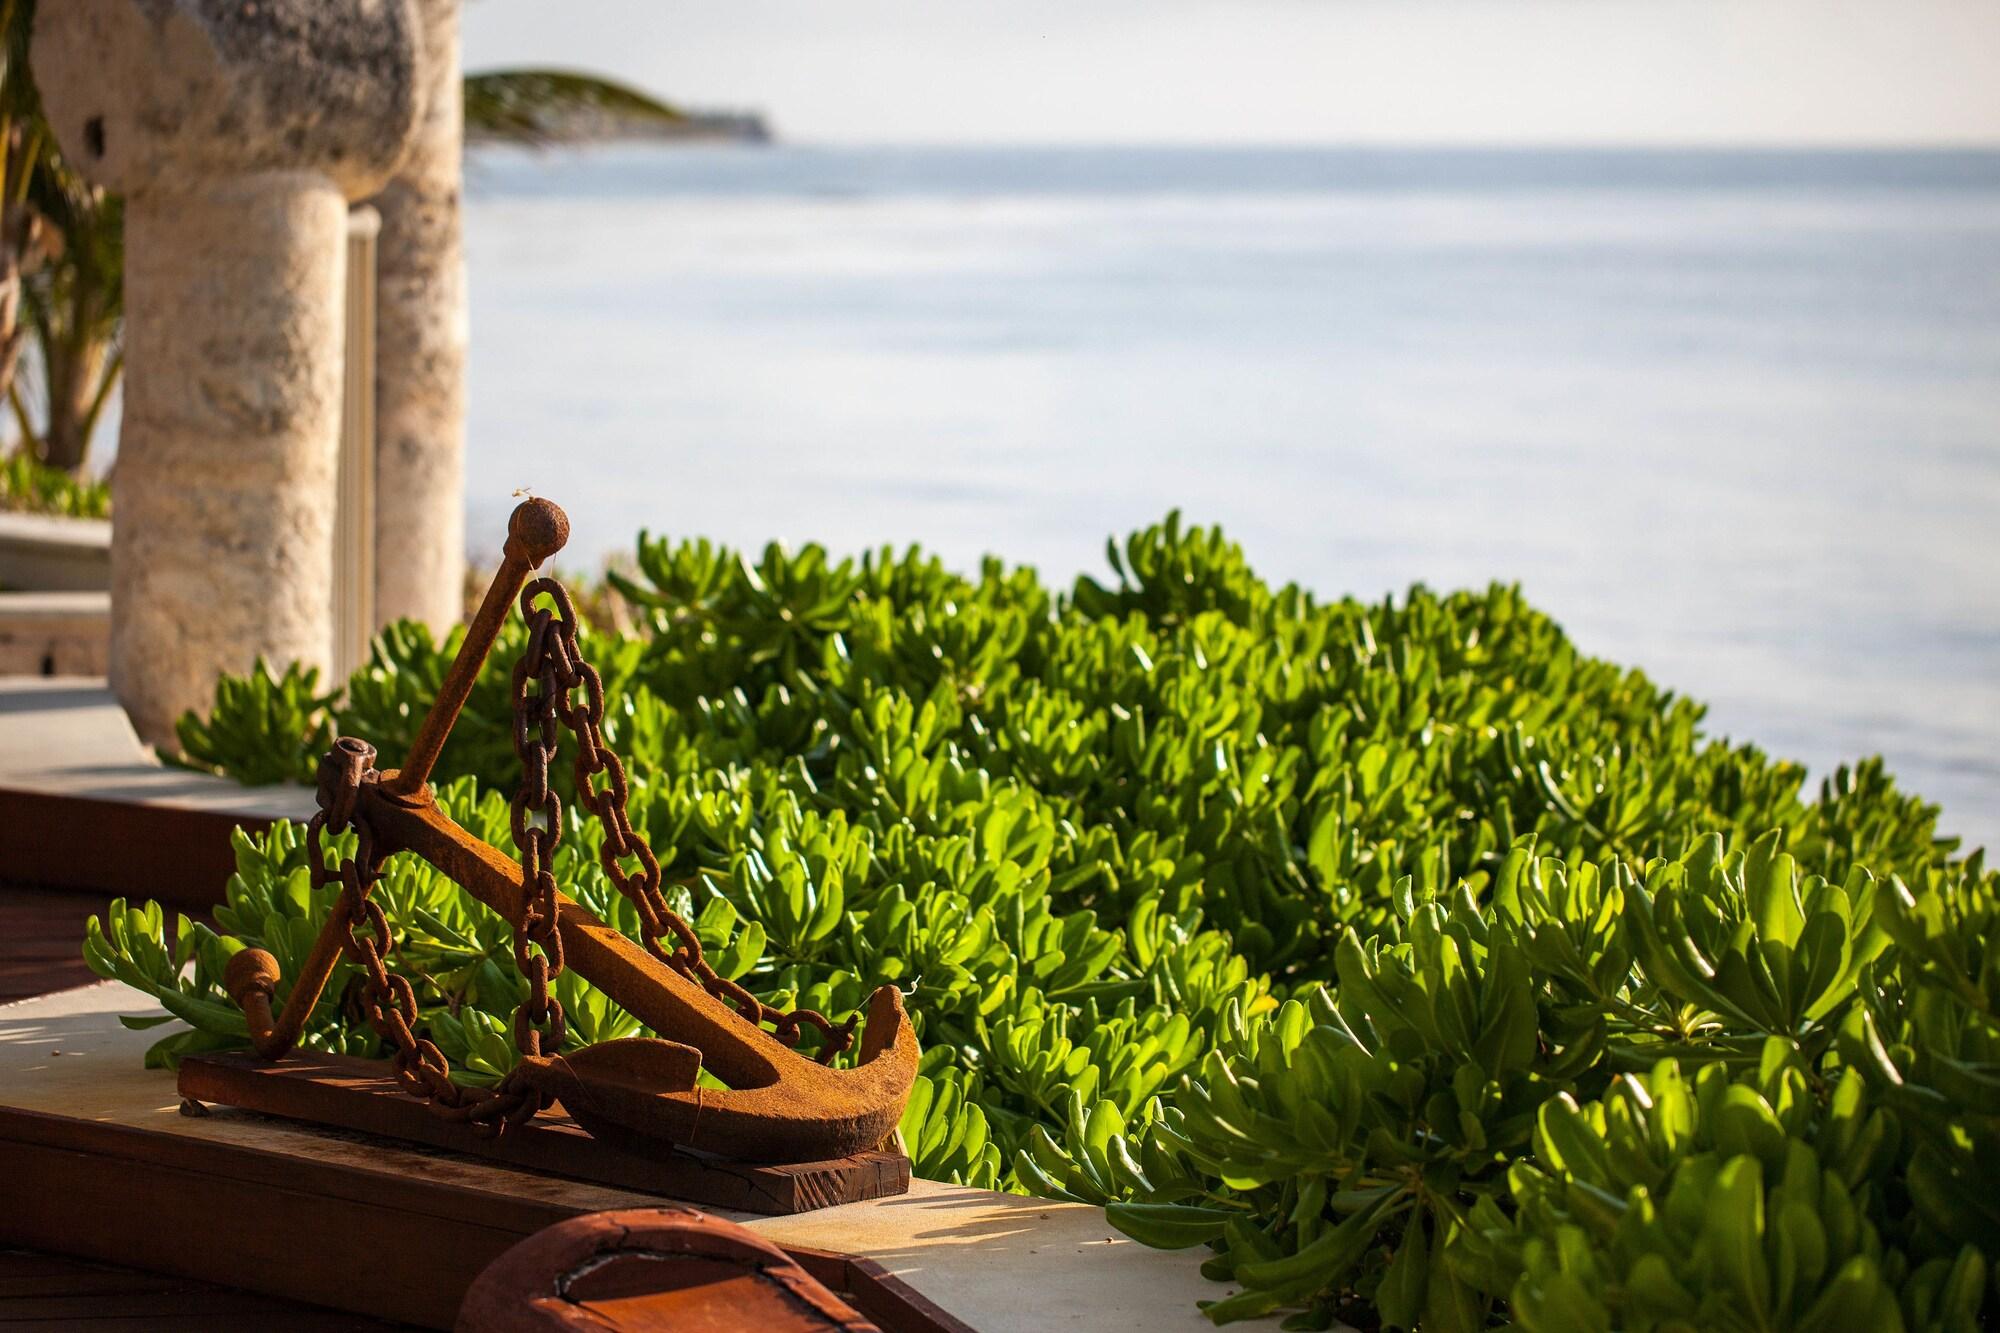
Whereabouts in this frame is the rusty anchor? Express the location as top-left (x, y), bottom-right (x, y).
top-left (218, 498), bottom-right (918, 1165)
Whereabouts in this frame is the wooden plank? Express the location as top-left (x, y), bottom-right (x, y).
top-left (0, 1268), bottom-right (197, 1299)
top-left (2, 1289), bottom-right (346, 1319)
top-left (0, 1250), bottom-right (118, 1282)
top-left (179, 1050), bottom-right (910, 1216)
top-left (0, 1104), bottom-right (615, 1238)
top-left (0, 885), bottom-right (112, 1003)
top-left (0, 1259), bottom-right (193, 1301)
top-left (0, 1105), bottom-right (955, 1332)
top-left (0, 786), bottom-right (263, 907)
top-left (0, 1134), bottom-right (517, 1328)
top-left (0, 1248), bottom-right (409, 1329)
top-left (0, 1312), bottom-right (395, 1331)
top-left (0, 1316), bottom-right (388, 1332)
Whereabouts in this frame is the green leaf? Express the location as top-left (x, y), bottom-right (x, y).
top-left (1106, 1202), bottom-right (1238, 1250)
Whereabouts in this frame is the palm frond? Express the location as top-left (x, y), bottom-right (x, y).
top-left (463, 68), bottom-right (685, 145)
top-left (0, 0), bottom-right (39, 124)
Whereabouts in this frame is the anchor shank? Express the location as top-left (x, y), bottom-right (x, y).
top-left (384, 499), bottom-right (570, 798)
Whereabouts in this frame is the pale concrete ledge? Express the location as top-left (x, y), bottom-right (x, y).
top-left (0, 983), bottom-right (1278, 1330)
top-left (0, 590), bottom-right (107, 617)
top-left (0, 511), bottom-right (111, 593)
top-left (0, 591), bottom-right (110, 677)
top-left (0, 675), bottom-right (311, 821)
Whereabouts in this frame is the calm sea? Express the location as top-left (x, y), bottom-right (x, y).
top-left (463, 145), bottom-right (2000, 852)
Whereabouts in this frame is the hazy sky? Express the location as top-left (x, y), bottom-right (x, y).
top-left (462, 0), bottom-right (2000, 146)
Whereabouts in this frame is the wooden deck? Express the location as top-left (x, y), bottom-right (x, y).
top-left (0, 885), bottom-right (415, 1330)
top-left (0, 1249), bottom-right (409, 1330)
top-left (0, 884), bottom-right (113, 1005)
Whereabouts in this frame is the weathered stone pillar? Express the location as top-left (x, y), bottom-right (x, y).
top-left (33, 0), bottom-right (420, 748)
top-left (370, 0), bottom-right (467, 634)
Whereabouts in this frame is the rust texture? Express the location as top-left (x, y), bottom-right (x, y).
top-left (177, 1049), bottom-right (911, 1214)
top-left (221, 498), bottom-right (917, 1164)
top-left (454, 1207), bottom-right (883, 1332)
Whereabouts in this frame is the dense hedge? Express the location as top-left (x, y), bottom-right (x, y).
top-left (94, 514), bottom-right (1995, 1330)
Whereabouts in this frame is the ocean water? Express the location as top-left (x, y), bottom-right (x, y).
top-left (463, 145), bottom-right (2000, 852)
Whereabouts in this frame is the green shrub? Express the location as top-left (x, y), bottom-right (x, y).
top-left (91, 512), bottom-right (1992, 1328)
top-left (171, 658), bottom-right (336, 786)
top-left (0, 451), bottom-right (110, 519)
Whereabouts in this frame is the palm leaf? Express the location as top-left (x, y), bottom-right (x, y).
top-left (463, 68), bottom-right (685, 145)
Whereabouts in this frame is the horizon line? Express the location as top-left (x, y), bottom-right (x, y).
top-left (472, 137), bottom-right (2000, 155)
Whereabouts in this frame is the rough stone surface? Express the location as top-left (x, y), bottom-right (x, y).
top-left (32, 0), bottom-right (424, 746)
top-left (32, 0), bottom-right (422, 201)
top-left (108, 177), bottom-right (351, 744)
top-left (369, 0), bottom-right (467, 633)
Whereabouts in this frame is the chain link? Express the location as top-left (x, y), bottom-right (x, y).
top-left (508, 592), bottom-right (571, 1066)
top-left (521, 576), bottom-right (857, 1062)
top-left (306, 770), bottom-right (545, 1135)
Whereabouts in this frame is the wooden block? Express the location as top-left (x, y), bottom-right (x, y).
top-left (178, 1050), bottom-right (910, 1216)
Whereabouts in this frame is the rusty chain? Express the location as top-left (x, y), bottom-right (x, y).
top-left (306, 747), bottom-right (544, 1135)
top-left (519, 575), bottom-right (857, 1063)
top-left (508, 592), bottom-right (571, 1068)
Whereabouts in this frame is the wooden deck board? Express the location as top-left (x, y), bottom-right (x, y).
top-left (0, 1248), bottom-right (409, 1329)
top-left (0, 884), bottom-right (115, 1004)
top-left (0, 892), bottom-right (417, 1329)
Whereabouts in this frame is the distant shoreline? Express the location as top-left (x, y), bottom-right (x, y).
top-left (467, 109), bottom-right (771, 148)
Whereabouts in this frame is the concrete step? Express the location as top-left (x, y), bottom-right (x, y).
top-left (0, 512), bottom-right (111, 594)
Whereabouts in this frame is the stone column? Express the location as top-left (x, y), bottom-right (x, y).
top-left (33, 0), bottom-right (420, 748)
top-left (370, 0), bottom-right (468, 634)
